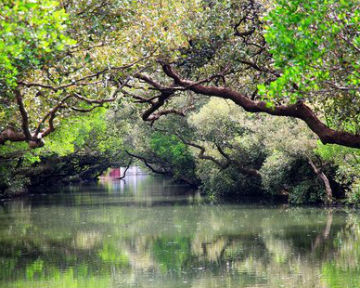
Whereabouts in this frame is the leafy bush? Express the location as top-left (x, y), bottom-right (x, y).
top-left (261, 152), bottom-right (326, 204)
top-left (149, 132), bottom-right (197, 183)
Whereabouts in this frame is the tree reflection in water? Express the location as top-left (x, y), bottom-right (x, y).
top-left (0, 177), bottom-right (359, 288)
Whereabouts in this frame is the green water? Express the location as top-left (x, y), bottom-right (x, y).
top-left (0, 175), bottom-right (359, 288)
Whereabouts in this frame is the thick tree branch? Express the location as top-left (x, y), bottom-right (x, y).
top-left (14, 89), bottom-right (31, 140)
top-left (141, 91), bottom-right (173, 121)
top-left (2, 69), bottom-right (139, 148)
top-left (160, 64), bottom-right (360, 149)
top-left (0, 128), bottom-right (27, 145)
top-left (35, 95), bottom-right (73, 136)
top-left (125, 75), bottom-right (195, 122)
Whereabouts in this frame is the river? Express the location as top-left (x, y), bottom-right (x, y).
top-left (0, 175), bottom-right (359, 288)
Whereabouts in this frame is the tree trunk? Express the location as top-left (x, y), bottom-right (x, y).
top-left (307, 157), bottom-right (333, 205)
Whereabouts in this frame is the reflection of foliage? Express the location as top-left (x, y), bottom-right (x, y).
top-left (25, 259), bottom-right (44, 280)
top-left (98, 243), bottom-right (129, 267)
top-left (322, 214), bottom-right (360, 287)
top-left (322, 263), bottom-right (360, 288)
top-left (151, 236), bottom-right (194, 274)
top-left (0, 191), bottom-right (356, 288)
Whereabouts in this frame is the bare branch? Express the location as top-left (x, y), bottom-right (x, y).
top-left (35, 95), bottom-right (73, 135)
top-left (118, 159), bottom-right (132, 180)
top-left (18, 57), bottom-right (150, 92)
top-left (175, 134), bottom-right (226, 168)
top-left (126, 151), bottom-right (169, 175)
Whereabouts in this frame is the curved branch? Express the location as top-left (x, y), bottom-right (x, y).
top-left (18, 58), bottom-right (149, 91)
top-left (176, 135), bottom-right (261, 177)
top-left (14, 89), bottom-right (31, 140)
top-left (161, 64), bottom-right (360, 149)
top-left (133, 89), bottom-right (193, 122)
top-left (126, 151), bottom-right (169, 175)
top-left (125, 150), bottom-right (198, 186)
top-left (307, 156), bottom-right (333, 205)
top-left (0, 128), bottom-right (27, 145)
top-left (2, 57), bottom-right (148, 148)
top-left (215, 144), bottom-right (261, 177)
top-left (186, 140), bottom-right (226, 168)
top-left (118, 159), bottom-right (132, 180)
top-left (172, 132), bottom-right (226, 168)
top-left (141, 91), bottom-right (173, 121)
top-left (36, 94), bottom-right (73, 136)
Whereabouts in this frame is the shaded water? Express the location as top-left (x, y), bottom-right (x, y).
top-left (0, 175), bottom-right (359, 288)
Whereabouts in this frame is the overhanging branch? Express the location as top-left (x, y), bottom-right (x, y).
top-left (160, 64), bottom-right (360, 149)
top-left (126, 150), bottom-right (170, 175)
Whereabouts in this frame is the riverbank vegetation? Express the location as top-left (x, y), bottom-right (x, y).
top-left (1, 0), bottom-right (359, 205)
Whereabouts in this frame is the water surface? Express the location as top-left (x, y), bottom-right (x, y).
top-left (0, 175), bottom-right (359, 288)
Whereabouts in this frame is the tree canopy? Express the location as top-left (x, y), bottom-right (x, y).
top-left (0, 0), bottom-right (360, 204)
top-left (1, 0), bottom-right (360, 148)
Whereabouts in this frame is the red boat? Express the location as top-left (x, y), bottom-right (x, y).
top-left (109, 168), bottom-right (121, 178)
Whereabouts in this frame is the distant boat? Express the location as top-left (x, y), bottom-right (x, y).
top-left (109, 168), bottom-right (121, 178)
top-left (107, 166), bottom-right (148, 179)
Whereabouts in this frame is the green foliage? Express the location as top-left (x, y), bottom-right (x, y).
top-left (261, 154), bottom-right (325, 204)
top-left (0, 141), bottom-right (40, 195)
top-left (0, 0), bottom-right (359, 205)
top-left (347, 181), bottom-right (360, 205)
top-left (0, 107), bottom-right (126, 195)
top-left (150, 133), bottom-right (189, 164)
top-left (149, 132), bottom-right (196, 181)
top-left (42, 108), bottom-right (107, 156)
top-left (0, 0), bottom-right (75, 90)
top-left (262, 0), bottom-right (360, 132)
top-left (199, 165), bottom-right (262, 200)
top-left (289, 180), bottom-right (324, 205)
top-left (187, 98), bottom-right (329, 204)
top-left (260, 152), bottom-right (293, 195)
top-left (151, 237), bottom-right (193, 273)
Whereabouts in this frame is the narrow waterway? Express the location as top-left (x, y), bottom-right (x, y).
top-left (0, 175), bottom-right (359, 288)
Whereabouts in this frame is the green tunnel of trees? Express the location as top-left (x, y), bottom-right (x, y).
top-left (0, 0), bottom-right (360, 205)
